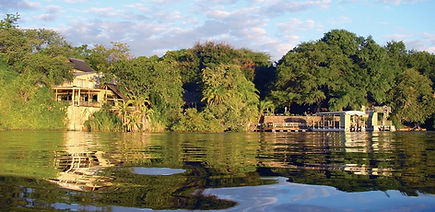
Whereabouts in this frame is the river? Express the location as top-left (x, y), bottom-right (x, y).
top-left (0, 131), bottom-right (434, 211)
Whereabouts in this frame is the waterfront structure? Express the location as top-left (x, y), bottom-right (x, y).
top-left (256, 106), bottom-right (395, 132)
top-left (364, 106), bottom-right (396, 132)
top-left (52, 58), bottom-right (126, 130)
top-left (312, 111), bottom-right (367, 132)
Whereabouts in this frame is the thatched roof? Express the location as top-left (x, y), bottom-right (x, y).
top-left (69, 58), bottom-right (94, 72)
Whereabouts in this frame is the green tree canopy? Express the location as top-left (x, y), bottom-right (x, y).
top-left (110, 56), bottom-right (184, 127)
top-left (390, 68), bottom-right (434, 126)
top-left (272, 29), bottom-right (403, 113)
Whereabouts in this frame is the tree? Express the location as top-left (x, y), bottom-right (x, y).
top-left (390, 69), bottom-right (434, 127)
top-left (24, 29), bottom-right (73, 57)
top-left (201, 64), bottom-right (259, 131)
top-left (0, 13), bottom-right (19, 29)
top-left (116, 99), bottom-right (132, 131)
top-left (357, 36), bottom-right (399, 104)
top-left (406, 51), bottom-right (435, 88)
top-left (272, 40), bottom-right (352, 112)
top-left (272, 30), bottom-right (406, 113)
top-left (257, 100), bottom-right (275, 125)
top-left (111, 56), bottom-right (184, 128)
top-left (0, 14), bottom-right (31, 65)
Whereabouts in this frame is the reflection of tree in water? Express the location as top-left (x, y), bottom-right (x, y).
top-left (1, 131), bottom-right (434, 211)
top-left (255, 132), bottom-right (435, 196)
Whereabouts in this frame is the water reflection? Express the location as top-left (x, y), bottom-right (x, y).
top-left (131, 167), bottom-right (186, 175)
top-left (49, 132), bottom-right (114, 191)
top-left (0, 131), bottom-right (434, 211)
top-left (256, 132), bottom-right (435, 196)
top-left (205, 177), bottom-right (435, 212)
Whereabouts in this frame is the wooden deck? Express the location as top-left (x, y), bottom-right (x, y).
top-left (254, 122), bottom-right (309, 132)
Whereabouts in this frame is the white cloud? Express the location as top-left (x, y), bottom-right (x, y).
top-left (64, 0), bottom-right (88, 3)
top-left (384, 33), bottom-right (412, 40)
top-left (279, 18), bottom-right (316, 34)
top-left (423, 32), bottom-right (435, 45)
top-left (88, 7), bottom-right (123, 18)
top-left (35, 5), bottom-right (62, 22)
top-left (405, 40), bottom-right (426, 51)
top-left (0, 0), bottom-right (40, 11)
top-left (379, 0), bottom-right (401, 4)
top-left (426, 47), bottom-right (435, 54)
top-left (384, 32), bottom-right (435, 53)
top-left (377, 0), bottom-right (426, 5)
top-left (263, 0), bottom-right (332, 15)
top-left (328, 16), bottom-right (352, 26)
top-left (36, 0), bottom-right (431, 64)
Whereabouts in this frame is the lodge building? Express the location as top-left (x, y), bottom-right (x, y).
top-left (52, 58), bottom-right (126, 130)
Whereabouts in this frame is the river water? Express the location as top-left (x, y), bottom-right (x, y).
top-left (0, 131), bottom-right (434, 211)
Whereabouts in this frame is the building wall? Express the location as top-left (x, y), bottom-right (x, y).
top-left (263, 116), bottom-right (321, 125)
top-left (58, 71), bottom-right (99, 89)
top-left (66, 106), bottom-right (101, 131)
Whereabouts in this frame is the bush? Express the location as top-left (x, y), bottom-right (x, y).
top-left (171, 108), bottom-right (224, 133)
top-left (84, 105), bottom-right (122, 132)
top-left (0, 61), bottom-right (67, 129)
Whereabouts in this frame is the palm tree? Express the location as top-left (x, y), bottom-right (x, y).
top-left (116, 99), bottom-right (134, 132)
top-left (201, 85), bottom-right (230, 105)
top-left (259, 100), bottom-right (275, 116)
top-left (135, 95), bottom-right (154, 131)
top-left (125, 94), bottom-right (154, 131)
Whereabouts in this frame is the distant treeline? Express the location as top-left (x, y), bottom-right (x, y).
top-left (0, 14), bottom-right (433, 131)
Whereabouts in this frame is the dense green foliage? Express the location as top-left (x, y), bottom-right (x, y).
top-left (84, 105), bottom-right (122, 132)
top-left (172, 63), bottom-right (259, 132)
top-left (110, 56), bottom-right (184, 130)
top-left (391, 69), bottom-right (434, 125)
top-left (166, 42), bottom-right (266, 132)
top-left (0, 56), bottom-right (67, 129)
top-left (0, 14), bottom-right (70, 129)
top-left (272, 30), bottom-right (434, 128)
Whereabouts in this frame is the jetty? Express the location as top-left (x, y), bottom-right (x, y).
top-left (254, 106), bottom-right (395, 132)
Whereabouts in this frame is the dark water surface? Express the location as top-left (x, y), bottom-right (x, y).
top-left (0, 131), bottom-right (434, 211)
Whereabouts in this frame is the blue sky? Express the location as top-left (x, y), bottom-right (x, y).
top-left (1, 0), bottom-right (434, 61)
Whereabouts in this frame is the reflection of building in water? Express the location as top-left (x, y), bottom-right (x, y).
top-left (48, 132), bottom-right (114, 191)
top-left (343, 164), bottom-right (393, 177)
top-left (342, 132), bottom-right (394, 177)
top-left (257, 132), bottom-right (394, 177)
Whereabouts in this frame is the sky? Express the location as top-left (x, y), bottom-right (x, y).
top-left (1, 0), bottom-right (434, 61)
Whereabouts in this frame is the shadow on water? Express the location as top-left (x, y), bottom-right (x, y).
top-left (0, 131), bottom-right (434, 211)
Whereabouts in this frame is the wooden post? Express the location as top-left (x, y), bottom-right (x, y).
top-left (72, 88), bottom-right (75, 107)
top-left (78, 89), bottom-right (81, 106)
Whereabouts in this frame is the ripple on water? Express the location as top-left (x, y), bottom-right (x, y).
top-left (131, 167), bottom-right (186, 176)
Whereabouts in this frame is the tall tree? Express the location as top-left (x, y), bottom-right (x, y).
top-left (390, 69), bottom-right (434, 127)
top-left (272, 29), bottom-right (408, 113)
top-left (110, 56), bottom-right (184, 127)
top-left (357, 36), bottom-right (399, 104)
top-left (406, 51), bottom-right (435, 88)
top-left (202, 64), bottom-right (259, 131)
